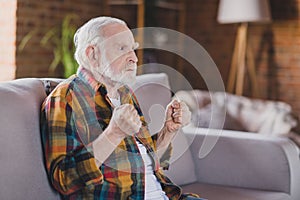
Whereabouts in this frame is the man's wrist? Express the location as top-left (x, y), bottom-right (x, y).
top-left (92, 128), bottom-right (123, 167)
top-left (103, 126), bottom-right (124, 146)
top-left (160, 125), bottom-right (176, 137)
top-left (163, 121), bottom-right (180, 134)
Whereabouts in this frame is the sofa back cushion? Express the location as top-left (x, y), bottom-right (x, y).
top-left (131, 73), bottom-right (172, 134)
top-left (163, 130), bottom-right (198, 186)
top-left (131, 73), bottom-right (197, 186)
top-left (0, 78), bottom-right (60, 200)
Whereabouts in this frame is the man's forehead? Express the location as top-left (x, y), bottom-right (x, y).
top-left (102, 23), bottom-right (133, 41)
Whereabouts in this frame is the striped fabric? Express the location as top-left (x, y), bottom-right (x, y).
top-left (40, 67), bottom-right (182, 200)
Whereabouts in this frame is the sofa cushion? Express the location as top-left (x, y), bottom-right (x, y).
top-left (181, 182), bottom-right (291, 200)
top-left (163, 130), bottom-right (197, 186)
top-left (0, 78), bottom-right (60, 200)
top-left (131, 73), bottom-right (172, 135)
top-left (187, 127), bottom-right (291, 193)
top-left (175, 90), bottom-right (297, 135)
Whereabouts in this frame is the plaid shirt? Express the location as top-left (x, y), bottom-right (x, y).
top-left (41, 67), bottom-right (182, 200)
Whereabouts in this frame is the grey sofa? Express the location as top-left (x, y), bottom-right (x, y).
top-left (0, 73), bottom-right (300, 200)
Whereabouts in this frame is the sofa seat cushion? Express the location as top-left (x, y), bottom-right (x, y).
top-left (181, 182), bottom-right (291, 200)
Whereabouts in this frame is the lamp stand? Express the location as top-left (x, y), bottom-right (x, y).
top-left (227, 22), bottom-right (259, 97)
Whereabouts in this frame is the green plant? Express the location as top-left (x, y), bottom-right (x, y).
top-left (19, 14), bottom-right (79, 78)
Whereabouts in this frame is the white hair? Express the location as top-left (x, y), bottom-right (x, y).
top-left (74, 16), bottom-right (127, 68)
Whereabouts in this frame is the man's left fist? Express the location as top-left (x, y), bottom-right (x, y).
top-left (164, 100), bottom-right (191, 133)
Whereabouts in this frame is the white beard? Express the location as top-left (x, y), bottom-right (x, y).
top-left (92, 56), bottom-right (137, 85)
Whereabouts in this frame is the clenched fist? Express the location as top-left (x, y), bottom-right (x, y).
top-left (109, 104), bottom-right (142, 139)
top-left (156, 100), bottom-right (192, 152)
top-left (164, 100), bottom-right (191, 133)
top-left (92, 104), bottom-right (142, 165)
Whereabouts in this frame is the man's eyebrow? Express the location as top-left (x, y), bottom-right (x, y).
top-left (113, 41), bottom-right (125, 46)
top-left (114, 41), bottom-right (136, 47)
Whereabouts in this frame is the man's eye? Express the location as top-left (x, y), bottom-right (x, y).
top-left (119, 46), bottom-right (126, 51)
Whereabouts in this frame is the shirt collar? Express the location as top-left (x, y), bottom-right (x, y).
top-left (76, 66), bottom-right (102, 92)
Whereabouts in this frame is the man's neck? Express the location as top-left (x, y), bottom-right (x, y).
top-left (96, 73), bottom-right (122, 99)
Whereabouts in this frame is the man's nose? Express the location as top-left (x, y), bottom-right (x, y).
top-left (127, 50), bottom-right (138, 63)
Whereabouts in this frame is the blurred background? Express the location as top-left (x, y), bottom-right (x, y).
top-left (1, 0), bottom-right (300, 115)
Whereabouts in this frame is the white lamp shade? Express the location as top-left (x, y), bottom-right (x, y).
top-left (217, 0), bottom-right (271, 24)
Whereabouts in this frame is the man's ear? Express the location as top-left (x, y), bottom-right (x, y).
top-left (86, 46), bottom-right (100, 67)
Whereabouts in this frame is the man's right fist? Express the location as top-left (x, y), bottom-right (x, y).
top-left (109, 104), bottom-right (142, 138)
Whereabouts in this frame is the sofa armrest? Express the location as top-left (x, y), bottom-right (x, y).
top-left (182, 125), bottom-right (300, 197)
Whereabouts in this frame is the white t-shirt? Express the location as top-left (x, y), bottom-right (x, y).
top-left (136, 140), bottom-right (168, 200)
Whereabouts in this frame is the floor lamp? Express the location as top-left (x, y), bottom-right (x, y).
top-left (217, 0), bottom-right (271, 96)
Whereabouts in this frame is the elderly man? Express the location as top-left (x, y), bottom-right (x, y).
top-left (41, 16), bottom-right (201, 200)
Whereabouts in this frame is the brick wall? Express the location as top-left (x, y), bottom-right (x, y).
top-left (15, 0), bottom-right (106, 78)
top-left (0, 0), bottom-right (17, 81)
top-left (246, 0), bottom-right (300, 116)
